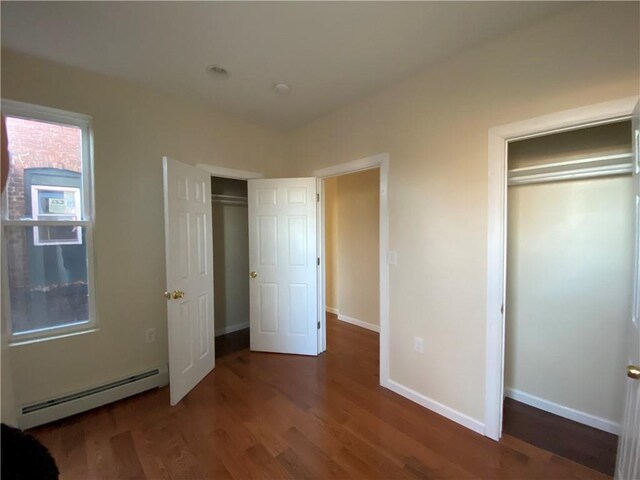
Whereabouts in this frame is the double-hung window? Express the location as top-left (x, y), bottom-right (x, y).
top-left (2, 100), bottom-right (96, 342)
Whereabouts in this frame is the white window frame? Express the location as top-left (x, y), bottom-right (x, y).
top-left (1, 99), bottom-right (97, 344)
top-left (31, 185), bottom-right (82, 246)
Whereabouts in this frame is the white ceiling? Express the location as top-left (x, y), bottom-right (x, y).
top-left (1, 2), bottom-right (577, 131)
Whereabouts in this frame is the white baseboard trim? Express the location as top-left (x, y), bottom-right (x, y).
top-left (505, 387), bottom-right (620, 435)
top-left (326, 306), bottom-right (339, 315)
top-left (384, 378), bottom-right (485, 435)
top-left (18, 365), bottom-right (169, 429)
top-left (337, 313), bottom-right (380, 333)
top-left (215, 322), bottom-right (250, 337)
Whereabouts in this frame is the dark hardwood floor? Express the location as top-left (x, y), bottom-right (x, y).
top-left (29, 314), bottom-right (611, 479)
top-left (503, 397), bottom-right (618, 476)
top-left (215, 327), bottom-right (249, 358)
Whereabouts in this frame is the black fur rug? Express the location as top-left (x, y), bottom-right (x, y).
top-left (1, 423), bottom-right (59, 480)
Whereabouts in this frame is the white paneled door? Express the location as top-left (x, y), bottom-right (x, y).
top-left (163, 157), bottom-right (214, 405)
top-left (248, 178), bottom-right (318, 355)
top-left (616, 101), bottom-right (640, 480)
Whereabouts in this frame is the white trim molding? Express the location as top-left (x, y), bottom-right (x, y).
top-left (215, 322), bottom-right (250, 337)
top-left (337, 313), bottom-right (380, 333)
top-left (312, 152), bottom-right (389, 178)
top-left (325, 306), bottom-right (339, 315)
top-left (505, 388), bottom-right (620, 435)
top-left (196, 163), bottom-right (264, 180)
top-left (386, 379), bottom-right (485, 435)
top-left (1, 98), bottom-right (92, 127)
top-left (485, 96), bottom-right (639, 441)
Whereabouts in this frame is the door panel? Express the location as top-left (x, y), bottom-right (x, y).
top-left (248, 178), bottom-right (318, 355)
top-left (615, 102), bottom-right (640, 480)
top-left (163, 157), bottom-right (214, 405)
top-left (289, 284), bottom-right (308, 334)
top-left (259, 216), bottom-right (278, 265)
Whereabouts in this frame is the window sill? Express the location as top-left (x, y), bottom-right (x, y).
top-left (9, 327), bottom-right (99, 347)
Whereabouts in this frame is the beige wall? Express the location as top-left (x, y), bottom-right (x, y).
top-left (285, 2), bottom-right (639, 422)
top-left (505, 175), bottom-right (633, 425)
top-left (324, 170), bottom-right (380, 327)
top-left (1, 50), bottom-right (285, 406)
top-left (324, 177), bottom-right (338, 310)
top-left (337, 169), bottom-right (380, 326)
top-left (1, 301), bottom-right (17, 425)
top-left (212, 203), bottom-right (250, 335)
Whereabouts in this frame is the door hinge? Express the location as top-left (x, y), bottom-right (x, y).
top-left (317, 257), bottom-right (320, 266)
top-left (316, 193), bottom-right (320, 202)
top-left (317, 321), bottom-right (321, 330)
top-left (500, 304), bottom-right (504, 315)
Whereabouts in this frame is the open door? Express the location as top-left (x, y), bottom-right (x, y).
top-left (615, 101), bottom-right (640, 479)
top-left (248, 178), bottom-right (318, 355)
top-left (163, 157), bottom-right (214, 405)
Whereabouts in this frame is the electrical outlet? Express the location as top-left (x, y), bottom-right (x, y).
top-left (414, 336), bottom-right (424, 353)
top-left (145, 328), bottom-right (156, 344)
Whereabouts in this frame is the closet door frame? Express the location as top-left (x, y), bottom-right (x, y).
top-left (484, 96), bottom-right (639, 441)
top-left (195, 163), bottom-right (264, 339)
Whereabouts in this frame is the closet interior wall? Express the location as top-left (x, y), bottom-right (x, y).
top-left (211, 177), bottom-right (249, 337)
top-left (505, 121), bottom-right (634, 432)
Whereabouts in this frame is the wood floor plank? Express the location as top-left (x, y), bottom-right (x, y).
top-left (264, 392), bottom-right (408, 479)
top-left (244, 420), bottom-right (289, 458)
top-left (208, 428), bottom-right (257, 480)
top-left (110, 431), bottom-right (146, 480)
top-left (276, 447), bottom-right (316, 480)
top-left (245, 443), bottom-right (294, 480)
top-left (55, 418), bottom-right (89, 480)
top-left (129, 426), bottom-right (172, 480)
top-left (503, 397), bottom-right (618, 476)
top-left (282, 426), bottom-right (349, 478)
top-left (28, 314), bottom-right (613, 480)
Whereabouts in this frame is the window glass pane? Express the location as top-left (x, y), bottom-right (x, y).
top-left (5, 226), bottom-right (90, 335)
top-left (5, 117), bottom-right (83, 220)
top-left (35, 225), bottom-right (82, 245)
top-left (34, 188), bottom-right (80, 216)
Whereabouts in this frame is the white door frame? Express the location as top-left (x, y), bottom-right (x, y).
top-left (312, 153), bottom-right (390, 382)
top-left (484, 96), bottom-right (639, 440)
top-left (196, 163), bottom-right (264, 181)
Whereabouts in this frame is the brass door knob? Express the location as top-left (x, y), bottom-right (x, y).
top-left (163, 291), bottom-right (171, 300)
top-left (172, 290), bottom-right (185, 300)
top-left (250, 271), bottom-right (258, 278)
top-left (628, 365), bottom-right (640, 380)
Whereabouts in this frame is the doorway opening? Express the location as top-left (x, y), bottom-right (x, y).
top-left (210, 175), bottom-right (250, 358)
top-left (315, 152), bottom-right (390, 384)
top-left (322, 168), bottom-right (381, 374)
top-left (502, 120), bottom-right (633, 476)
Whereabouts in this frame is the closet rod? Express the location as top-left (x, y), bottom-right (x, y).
top-left (211, 193), bottom-right (248, 205)
top-left (508, 152), bottom-right (633, 186)
top-left (508, 152), bottom-right (632, 174)
top-left (508, 164), bottom-right (632, 186)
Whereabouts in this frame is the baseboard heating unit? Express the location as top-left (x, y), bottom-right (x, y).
top-left (18, 365), bottom-right (169, 429)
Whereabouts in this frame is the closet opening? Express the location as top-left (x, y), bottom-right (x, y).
top-left (210, 175), bottom-right (250, 358)
top-left (502, 120), bottom-right (634, 476)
